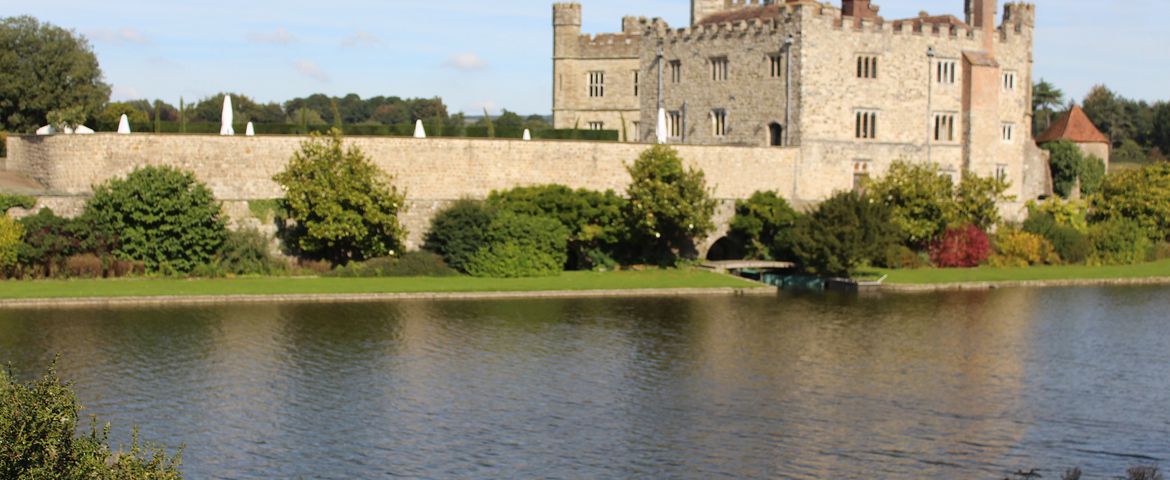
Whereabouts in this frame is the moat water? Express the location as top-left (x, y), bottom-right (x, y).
top-left (1, 287), bottom-right (1168, 479)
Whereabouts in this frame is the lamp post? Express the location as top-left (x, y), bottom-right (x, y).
top-left (926, 46), bottom-right (936, 165)
top-left (784, 34), bottom-right (793, 147)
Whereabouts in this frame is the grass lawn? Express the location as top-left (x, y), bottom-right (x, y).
top-left (870, 259), bottom-right (1170, 285)
top-left (0, 269), bottom-right (762, 300)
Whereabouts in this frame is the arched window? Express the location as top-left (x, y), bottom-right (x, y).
top-left (769, 122), bottom-right (784, 146)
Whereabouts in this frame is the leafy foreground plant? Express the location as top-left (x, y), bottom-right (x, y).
top-left (0, 364), bottom-right (182, 479)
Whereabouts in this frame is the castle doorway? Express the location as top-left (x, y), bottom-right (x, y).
top-left (769, 123), bottom-right (784, 146)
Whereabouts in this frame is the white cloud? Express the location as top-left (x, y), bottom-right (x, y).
top-left (443, 52), bottom-right (488, 71)
top-left (86, 28), bottom-right (150, 45)
top-left (248, 28), bottom-right (296, 45)
top-left (341, 31), bottom-right (381, 48)
top-left (294, 60), bottom-right (330, 83)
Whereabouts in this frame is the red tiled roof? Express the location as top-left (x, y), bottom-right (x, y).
top-left (894, 14), bottom-right (966, 27)
top-left (1036, 106), bottom-right (1110, 144)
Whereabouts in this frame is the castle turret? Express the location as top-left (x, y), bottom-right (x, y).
top-left (553, 3), bottom-right (582, 58)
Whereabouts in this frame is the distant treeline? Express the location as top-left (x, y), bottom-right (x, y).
top-left (93, 93), bottom-right (555, 134)
top-left (1035, 81), bottom-right (1170, 165)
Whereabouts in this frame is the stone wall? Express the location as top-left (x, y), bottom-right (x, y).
top-left (5, 134), bottom-right (800, 250)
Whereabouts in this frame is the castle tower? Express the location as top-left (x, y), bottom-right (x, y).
top-left (553, 3), bottom-right (582, 57)
top-left (691, 0), bottom-right (727, 26)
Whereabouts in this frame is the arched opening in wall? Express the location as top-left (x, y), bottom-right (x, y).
top-left (705, 236), bottom-right (747, 261)
top-left (769, 122), bottom-right (784, 146)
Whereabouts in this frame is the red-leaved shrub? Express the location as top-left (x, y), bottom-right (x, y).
top-left (929, 225), bottom-right (990, 268)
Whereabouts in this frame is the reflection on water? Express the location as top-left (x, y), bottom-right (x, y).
top-left (1, 287), bottom-right (1168, 479)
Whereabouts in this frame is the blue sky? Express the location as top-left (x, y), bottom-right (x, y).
top-left (2, 0), bottom-right (1163, 114)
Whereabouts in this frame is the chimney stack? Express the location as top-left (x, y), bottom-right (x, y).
top-left (971, 0), bottom-right (997, 52)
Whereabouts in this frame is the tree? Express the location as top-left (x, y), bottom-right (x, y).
top-left (0, 365), bottom-right (182, 479)
top-left (494, 109), bottom-right (523, 129)
top-left (274, 129), bottom-right (407, 265)
top-left (786, 191), bottom-right (901, 277)
top-left (1032, 79), bottom-right (1064, 137)
top-left (1092, 163), bottom-right (1170, 242)
top-left (1082, 85), bottom-right (1129, 146)
top-left (728, 191), bottom-right (799, 260)
top-left (624, 145), bottom-right (716, 264)
top-left (83, 166), bottom-right (228, 273)
top-left (864, 161), bottom-right (954, 246)
top-left (464, 212), bottom-right (569, 278)
top-left (0, 16), bottom-right (110, 132)
top-left (954, 170), bottom-right (1013, 230)
top-left (1080, 155), bottom-right (1106, 196)
top-left (94, 102), bottom-right (150, 131)
top-left (424, 199), bottom-right (495, 273)
top-left (1043, 140), bottom-right (1087, 198)
top-left (16, 208), bottom-right (80, 277)
top-left (1151, 103), bottom-right (1170, 156)
top-left (487, 185), bottom-right (627, 270)
top-left (0, 214), bottom-right (22, 274)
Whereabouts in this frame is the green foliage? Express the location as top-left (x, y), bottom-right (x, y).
top-left (1, 130), bottom-right (7, 157)
top-left (1088, 218), bottom-right (1152, 266)
top-left (16, 208), bottom-right (79, 277)
top-left (247, 199), bottom-right (283, 223)
top-left (728, 191), bottom-right (799, 260)
top-left (1080, 155), bottom-right (1106, 196)
top-left (1022, 201), bottom-right (1092, 264)
top-left (991, 230), bottom-right (1060, 267)
top-left (493, 109), bottom-right (524, 129)
top-left (954, 170), bottom-right (1013, 230)
top-left (487, 185), bottom-right (627, 270)
top-left (1082, 85), bottom-right (1130, 145)
top-left (0, 365), bottom-right (182, 479)
top-left (624, 145), bottom-right (716, 264)
top-left (1043, 140), bottom-right (1086, 198)
top-left (328, 251), bottom-right (457, 277)
top-left (83, 166), bottom-right (227, 274)
top-left (786, 191), bottom-right (901, 277)
top-left (1026, 199), bottom-right (1089, 232)
top-left (94, 102), bottom-right (151, 131)
top-left (483, 108), bottom-right (495, 138)
top-left (464, 212), bottom-right (568, 278)
top-left (864, 161), bottom-right (954, 246)
top-left (274, 129), bottom-right (407, 265)
top-left (212, 228), bottom-right (284, 276)
top-left (1113, 139), bottom-right (1150, 165)
top-left (0, 214), bottom-right (22, 272)
top-left (0, 16), bottom-right (110, 133)
top-left (1092, 163), bottom-right (1170, 242)
top-left (1, 193), bottom-right (36, 212)
top-left (1032, 80), bottom-right (1064, 137)
top-left (879, 244), bottom-right (925, 270)
top-left (424, 199), bottom-right (495, 273)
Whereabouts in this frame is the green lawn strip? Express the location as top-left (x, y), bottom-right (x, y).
top-left (0, 269), bottom-right (761, 300)
top-left (871, 259), bottom-right (1170, 285)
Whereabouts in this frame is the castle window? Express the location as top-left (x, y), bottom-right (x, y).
top-left (769, 54), bottom-right (783, 78)
top-left (587, 122), bottom-right (604, 131)
top-left (633, 70), bottom-right (640, 97)
top-left (936, 60), bottom-right (957, 84)
top-left (1003, 71), bottom-right (1017, 91)
top-left (712, 109), bottom-right (727, 137)
top-left (933, 113), bottom-right (956, 142)
top-left (995, 164), bottom-right (1009, 183)
top-left (669, 60), bottom-right (682, 83)
top-left (710, 57), bottom-right (728, 81)
top-left (632, 121), bottom-right (640, 136)
top-left (852, 160), bottom-right (871, 192)
top-left (855, 110), bottom-right (878, 140)
top-left (668, 111), bottom-right (682, 138)
top-left (588, 71), bottom-right (605, 98)
top-left (856, 55), bottom-right (878, 79)
top-left (1002, 123), bottom-right (1015, 142)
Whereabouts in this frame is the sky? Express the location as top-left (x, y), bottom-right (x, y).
top-left (1, 0), bottom-right (1164, 115)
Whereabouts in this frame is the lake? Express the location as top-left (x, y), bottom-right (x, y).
top-left (1, 287), bottom-right (1168, 479)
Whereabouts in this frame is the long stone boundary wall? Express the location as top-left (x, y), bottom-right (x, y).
top-left (6, 134), bottom-right (801, 250)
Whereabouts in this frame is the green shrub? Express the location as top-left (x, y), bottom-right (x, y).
top-left (329, 251), bottom-right (456, 277)
top-left (1080, 155), bottom-right (1107, 196)
top-left (1045, 225), bottom-right (1092, 264)
top-left (954, 170), bottom-right (1013, 230)
top-left (991, 230), bottom-right (1060, 267)
top-left (1112, 139), bottom-right (1149, 165)
top-left (1044, 140), bottom-right (1086, 198)
top-left (786, 191), bottom-right (901, 277)
top-left (864, 161), bottom-right (954, 246)
top-left (879, 244), bottom-right (925, 270)
top-left (15, 208), bottom-right (79, 278)
top-left (465, 212), bottom-right (568, 278)
top-left (216, 228), bottom-right (284, 276)
top-left (424, 199), bottom-right (495, 273)
top-left (624, 145), bottom-right (716, 264)
top-left (728, 191), bottom-right (799, 260)
top-left (274, 130), bottom-right (407, 265)
top-left (83, 166), bottom-right (227, 274)
top-left (1092, 163), bottom-right (1170, 242)
top-left (1022, 201), bottom-right (1092, 264)
top-left (1088, 218), bottom-right (1152, 266)
top-left (1149, 243), bottom-right (1170, 262)
top-left (64, 253), bottom-right (103, 278)
top-left (1025, 199), bottom-right (1089, 233)
top-left (487, 185), bottom-right (627, 270)
top-left (0, 214), bottom-right (22, 274)
top-left (0, 365), bottom-right (182, 479)
top-left (247, 199), bottom-right (283, 223)
top-left (0, 193), bottom-right (36, 213)
top-left (0, 130), bottom-right (6, 157)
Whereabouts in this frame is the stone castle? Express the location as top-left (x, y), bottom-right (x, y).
top-left (2, 0), bottom-right (1053, 258)
top-left (553, 0), bottom-right (1049, 201)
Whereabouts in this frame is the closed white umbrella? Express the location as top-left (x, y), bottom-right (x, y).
top-left (413, 119), bottom-right (426, 138)
top-left (35, 124), bottom-right (55, 135)
top-left (117, 114), bottom-right (131, 134)
top-left (73, 125), bottom-right (95, 134)
top-left (220, 95), bottom-right (234, 136)
top-left (656, 108), bottom-right (668, 144)
top-left (523, 129), bottom-right (531, 141)
top-left (245, 122), bottom-right (255, 136)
